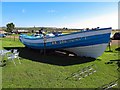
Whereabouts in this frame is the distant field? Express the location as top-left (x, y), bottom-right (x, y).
top-left (0, 37), bottom-right (120, 88)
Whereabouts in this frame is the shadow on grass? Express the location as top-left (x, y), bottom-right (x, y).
top-left (96, 59), bottom-right (102, 61)
top-left (105, 50), bottom-right (113, 52)
top-left (110, 60), bottom-right (120, 72)
top-left (105, 59), bottom-right (120, 73)
top-left (115, 47), bottom-right (120, 51)
top-left (105, 59), bottom-right (120, 64)
top-left (4, 47), bottom-right (96, 66)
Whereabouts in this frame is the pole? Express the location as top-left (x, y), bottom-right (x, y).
top-left (108, 39), bottom-right (112, 51)
top-left (43, 35), bottom-right (46, 55)
top-left (14, 35), bottom-right (15, 41)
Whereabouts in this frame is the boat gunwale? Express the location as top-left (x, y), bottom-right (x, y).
top-left (20, 27), bottom-right (112, 40)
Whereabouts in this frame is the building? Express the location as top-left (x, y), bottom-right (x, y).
top-left (0, 29), bottom-right (7, 34)
top-left (12, 29), bottom-right (30, 34)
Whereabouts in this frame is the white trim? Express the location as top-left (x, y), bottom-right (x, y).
top-left (65, 43), bottom-right (108, 58)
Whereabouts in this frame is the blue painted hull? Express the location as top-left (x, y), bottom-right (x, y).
top-left (23, 33), bottom-right (110, 49)
top-left (19, 27), bottom-right (112, 58)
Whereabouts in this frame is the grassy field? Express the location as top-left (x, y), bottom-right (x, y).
top-left (0, 37), bottom-right (120, 89)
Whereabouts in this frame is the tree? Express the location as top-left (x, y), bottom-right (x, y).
top-left (63, 27), bottom-right (68, 30)
top-left (6, 23), bottom-right (15, 32)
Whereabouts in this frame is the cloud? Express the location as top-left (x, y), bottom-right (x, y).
top-left (60, 12), bottom-right (118, 29)
top-left (48, 10), bottom-right (56, 13)
top-left (80, 12), bottom-right (118, 29)
top-left (63, 16), bottom-right (67, 19)
top-left (22, 9), bottom-right (26, 13)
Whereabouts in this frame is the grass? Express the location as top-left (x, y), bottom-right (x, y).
top-left (1, 37), bottom-right (120, 88)
top-left (0, 40), bottom-right (2, 90)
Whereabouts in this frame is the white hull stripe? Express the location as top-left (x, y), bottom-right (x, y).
top-left (65, 43), bottom-right (108, 58)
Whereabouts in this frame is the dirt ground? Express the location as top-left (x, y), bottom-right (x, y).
top-left (111, 40), bottom-right (120, 46)
top-left (6, 36), bottom-right (19, 39)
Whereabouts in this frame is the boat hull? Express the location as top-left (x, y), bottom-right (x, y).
top-left (19, 27), bottom-right (112, 58)
top-left (65, 43), bottom-right (108, 58)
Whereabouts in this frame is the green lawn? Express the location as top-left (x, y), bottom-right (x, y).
top-left (1, 37), bottom-right (120, 88)
top-left (0, 40), bottom-right (2, 90)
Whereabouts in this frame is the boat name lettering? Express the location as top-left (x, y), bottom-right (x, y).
top-left (52, 37), bottom-right (81, 44)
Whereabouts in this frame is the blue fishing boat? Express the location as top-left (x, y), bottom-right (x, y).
top-left (19, 27), bottom-right (112, 58)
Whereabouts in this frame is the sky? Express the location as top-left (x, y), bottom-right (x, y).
top-left (1, 0), bottom-right (119, 2)
top-left (1, 2), bottom-right (118, 29)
